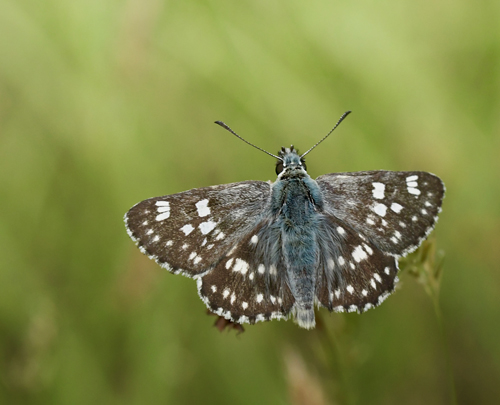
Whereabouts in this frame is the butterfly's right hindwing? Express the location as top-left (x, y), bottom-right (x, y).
top-left (124, 181), bottom-right (272, 277)
top-left (315, 214), bottom-right (399, 313)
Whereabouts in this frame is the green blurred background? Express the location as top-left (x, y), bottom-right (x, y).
top-left (1, 0), bottom-right (499, 404)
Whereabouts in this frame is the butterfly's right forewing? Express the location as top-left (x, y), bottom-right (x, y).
top-left (125, 181), bottom-right (272, 277)
top-left (316, 171), bottom-right (444, 257)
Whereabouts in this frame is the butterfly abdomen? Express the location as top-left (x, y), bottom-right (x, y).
top-left (274, 176), bottom-right (323, 328)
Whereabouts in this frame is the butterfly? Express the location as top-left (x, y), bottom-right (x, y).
top-left (124, 112), bottom-right (445, 329)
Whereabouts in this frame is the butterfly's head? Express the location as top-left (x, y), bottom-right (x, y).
top-left (275, 146), bottom-right (307, 176)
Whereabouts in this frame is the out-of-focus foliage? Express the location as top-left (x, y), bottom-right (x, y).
top-left (1, 0), bottom-right (499, 404)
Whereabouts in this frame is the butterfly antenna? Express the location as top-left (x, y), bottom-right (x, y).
top-left (215, 121), bottom-right (282, 160)
top-left (300, 111), bottom-right (352, 158)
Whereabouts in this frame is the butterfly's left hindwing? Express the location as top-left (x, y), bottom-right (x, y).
top-left (124, 181), bottom-right (271, 277)
top-left (198, 220), bottom-right (296, 325)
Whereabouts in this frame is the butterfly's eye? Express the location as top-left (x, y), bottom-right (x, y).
top-left (276, 161), bottom-right (284, 175)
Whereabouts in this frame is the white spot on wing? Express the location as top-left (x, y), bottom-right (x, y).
top-left (352, 245), bottom-right (368, 262)
top-left (374, 273), bottom-right (382, 283)
top-left (199, 220), bottom-right (217, 235)
top-left (155, 201), bottom-right (170, 221)
top-left (338, 256), bottom-right (345, 266)
top-left (347, 285), bottom-right (354, 294)
top-left (406, 175), bottom-right (418, 182)
top-left (250, 235), bottom-right (259, 244)
top-left (391, 203), bottom-right (403, 213)
top-left (195, 199), bottom-right (210, 217)
top-left (225, 258), bottom-right (234, 269)
top-left (211, 285), bottom-right (217, 293)
top-left (372, 182), bottom-right (385, 199)
top-left (258, 264), bottom-right (265, 274)
top-left (223, 289), bottom-right (230, 299)
top-left (363, 244), bottom-right (373, 255)
top-left (256, 294), bottom-right (263, 303)
top-left (181, 224), bottom-right (195, 235)
top-left (337, 226), bottom-right (346, 235)
top-left (233, 258), bottom-right (249, 275)
top-left (156, 212), bottom-right (170, 221)
top-left (242, 302), bottom-right (248, 309)
top-left (373, 203), bottom-right (387, 217)
top-left (408, 187), bottom-right (421, 195)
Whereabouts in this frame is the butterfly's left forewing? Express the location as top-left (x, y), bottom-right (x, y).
top-left (124, 181), bottom-right (272, 277)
